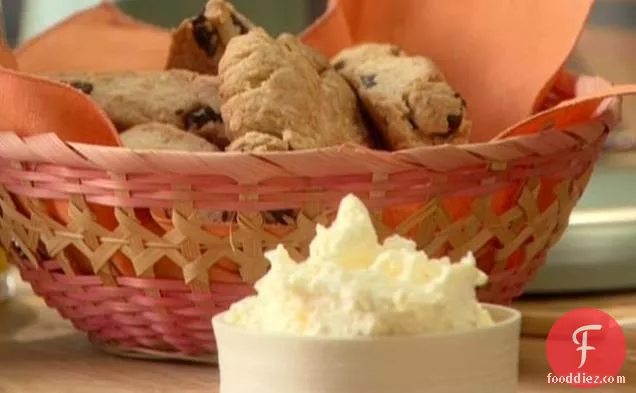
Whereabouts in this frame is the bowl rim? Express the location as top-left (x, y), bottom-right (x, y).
top-left (212, 303), bottom-right (521, 343)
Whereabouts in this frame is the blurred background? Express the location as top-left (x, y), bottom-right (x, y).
top-left (1, 0), bottom-right (636, 295)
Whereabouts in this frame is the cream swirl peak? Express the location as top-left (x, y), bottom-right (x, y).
top-left (223, 194), bottom-right (493, 337)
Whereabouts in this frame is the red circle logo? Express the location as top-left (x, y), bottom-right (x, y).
top-left (546, 308), bottom-right (626, 388)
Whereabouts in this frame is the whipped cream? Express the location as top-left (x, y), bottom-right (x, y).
top-left (223, 194), bottom-right (493, 337)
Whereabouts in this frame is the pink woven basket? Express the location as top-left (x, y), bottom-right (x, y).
top-left (0, 73), bottom-right (632, 361)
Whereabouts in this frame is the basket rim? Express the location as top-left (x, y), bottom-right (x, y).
top-left (62, 118), bottom-right (612, 155)
top-left (0, 73), bottom-right (618, 176)
top-left (0, 121), bottom-right (608, 171)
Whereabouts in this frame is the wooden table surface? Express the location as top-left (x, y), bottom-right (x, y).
top-left (0, 272), bottom-right (633, 393)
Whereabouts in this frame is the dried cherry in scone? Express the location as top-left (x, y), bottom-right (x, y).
top-left (446, 113), bottom-right (464, 136)
top-left (182, 106), bottom-right (224, 130)
top-left (360, 74), bottom-right (378, 88)
top-left (192, 13), bottom-right (217, 55)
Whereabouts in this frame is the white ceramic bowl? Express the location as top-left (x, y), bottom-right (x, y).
top-left (212, 304), bottom-right (521, 393)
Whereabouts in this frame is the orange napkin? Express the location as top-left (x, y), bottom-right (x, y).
top-left (302, 0), bottom-right (595, 142)
top-left (0, 37), bottom-right (16, 70)
top-left (17, 3), bottom-right (170, 73)
top-left (0, 4), bottom-right (127, 145)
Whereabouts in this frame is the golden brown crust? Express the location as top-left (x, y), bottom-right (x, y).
top-left (218, 29), bottom-right (370, 151)
top-left (121, 123), bottom-right (220, 152)
top-left (226, 132), bottom-right (290, 152)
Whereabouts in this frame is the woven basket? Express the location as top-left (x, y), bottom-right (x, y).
top-left (0, 74), bottom-right (631, 361)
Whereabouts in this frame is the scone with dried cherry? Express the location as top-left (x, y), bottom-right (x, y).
top-left (333, 44), bottom-right (471, 150)
top-left (46, 70), bottom-right (230, 148)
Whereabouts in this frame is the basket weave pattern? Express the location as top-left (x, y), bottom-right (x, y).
top-left (0, 87), bottom-right (608, 359)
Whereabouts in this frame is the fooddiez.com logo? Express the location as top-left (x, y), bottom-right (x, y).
top-left (546, 308), bottom-right (627, 388)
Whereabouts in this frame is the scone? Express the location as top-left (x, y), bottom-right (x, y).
top-left (47, 70), bottom-right (230, 148)
top-left (121, 123), bottom-right (220, 152)
top-left (166, 0), bottom-right (253, 75)
top-left (332, 43), bottom-right (471, 150)
top-left (219, 28), bottom-right (370, 151)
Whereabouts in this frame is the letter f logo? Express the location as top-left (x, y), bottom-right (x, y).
top-left (572, 324), bottom-right (603, 368)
